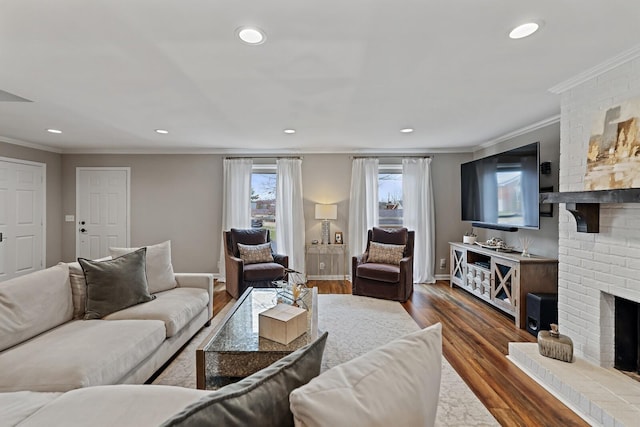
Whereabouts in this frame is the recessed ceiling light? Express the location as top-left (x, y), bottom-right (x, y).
top-left (400, 128), bottom-right (414, 133)
top-left (283, 129), bottom-right (296, 134)
top-left (237, 27), bottom-right (266, 45)
top-left (46, 128), bottom-right (62, 134)
top-left (509, 22), bottom-right (540, 39)
top-left (155, 129), bottom-right (169, 134)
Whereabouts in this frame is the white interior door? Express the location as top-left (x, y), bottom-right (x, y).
top-left (76, 168), bottom-right (130, 260)
top-left (0, 158), bottom-right (45, 281)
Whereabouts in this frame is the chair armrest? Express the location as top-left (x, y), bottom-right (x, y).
top-left (352, 254), bottom-right (367, 278)
top-left (273, 254), bottom-right (289, 268)
top-left (399, 256), bottom-right (414, 286)
top-left (175, 273), bottom-right (214, 319)
top-left (399, 256), bottom-right (412, 266)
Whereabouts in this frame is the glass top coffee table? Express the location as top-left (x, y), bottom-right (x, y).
top-left (196, 286), bottom-right (318, 389)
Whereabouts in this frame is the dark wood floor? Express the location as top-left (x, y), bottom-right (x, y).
top-left (214, 280), bottom-right (588, 427)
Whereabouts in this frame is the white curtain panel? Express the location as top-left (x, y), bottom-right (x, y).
top-left (276, 158), bottom-right (306, 274)
top-left (402, 158), bottom-right (435, 284)
top-left (348, 158), bottom-right (379, 258)
top-left (219, 158), bottom-right (253, 280)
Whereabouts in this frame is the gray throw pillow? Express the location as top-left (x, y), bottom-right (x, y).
top-left (78, 247), bottom-right (155, 320)
top-left (160, 331), bottom-right (328, 427)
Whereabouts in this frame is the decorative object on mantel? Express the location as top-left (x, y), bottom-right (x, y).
top-left (538, 323), bottom-right (574, 363)
top-left (462, 229), bottom-right (477, 244)
top-left (585, 96), bottom-right (640, 191)
top-left (519, 237), bottom-right (532, 257)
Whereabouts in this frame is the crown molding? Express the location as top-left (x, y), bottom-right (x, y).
top-left (59, 146), bottom-right (474, 155)
top-left (549, 44), bottom-right (640, 94)
top-left (475, 114), bottom-right (560, 151)
top-left (0, 135), bottom-right (62, 153)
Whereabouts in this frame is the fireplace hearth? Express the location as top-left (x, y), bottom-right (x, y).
top-left (615, 296), bottom-right (640, 377)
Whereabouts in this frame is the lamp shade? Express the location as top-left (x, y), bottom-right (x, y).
top-left (315, 204), bottom-right (337, 220)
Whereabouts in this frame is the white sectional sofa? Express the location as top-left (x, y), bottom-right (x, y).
top-left (0, 258), bottom-right (213, 393)
top-left (1, 324), bottom-right (443, 427)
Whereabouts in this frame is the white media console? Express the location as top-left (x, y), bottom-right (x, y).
top-left (449, 242), bottom-right (558, 329)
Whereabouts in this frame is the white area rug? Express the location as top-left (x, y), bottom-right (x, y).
top-left (154, 294), bottom-right (498, 426)
top-left (318, 294), bottom-right (498, 427)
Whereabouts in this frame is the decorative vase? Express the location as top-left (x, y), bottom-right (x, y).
top-left (463, 236), bottom-right (477, 244)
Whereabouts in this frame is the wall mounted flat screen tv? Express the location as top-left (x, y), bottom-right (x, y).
top-left (461, 142), bottom-right (540, 231)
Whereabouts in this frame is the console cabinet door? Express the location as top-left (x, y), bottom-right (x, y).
top-left (491, 258), bottom-right (518, 316)
top-left (450, 246), bottom-right (466, 287)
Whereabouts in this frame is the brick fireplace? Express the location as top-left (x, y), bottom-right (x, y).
top-left (509, 48), bottom-right (640, 427)
top-left (556, 53), bottom-right (640, 369)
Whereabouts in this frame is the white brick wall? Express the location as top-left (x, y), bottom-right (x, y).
top-left (558, 56), bottom-right (640, 367)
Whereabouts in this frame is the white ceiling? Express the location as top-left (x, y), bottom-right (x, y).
top-left (1, 1), bottom-right (640, 154)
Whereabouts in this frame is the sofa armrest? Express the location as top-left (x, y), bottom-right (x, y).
top-left (175, 273), bottom-right (214, 320)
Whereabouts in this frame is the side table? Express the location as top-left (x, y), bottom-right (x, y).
top-left (305, 244), bottom-right (348, 284)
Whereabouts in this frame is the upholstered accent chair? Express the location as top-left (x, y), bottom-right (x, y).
top-left (352, 227), bottom-right (414, 302)
top-left (223, 228), bottom-right (288, 299)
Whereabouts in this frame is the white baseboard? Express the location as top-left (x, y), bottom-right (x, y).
top-left (307, 275), bottom-right (349, 281)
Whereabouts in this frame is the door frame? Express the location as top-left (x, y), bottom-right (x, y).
top-left (75, 167), bottom-right (131, 258)
top-left (0, 156), bottom-right (46, 273)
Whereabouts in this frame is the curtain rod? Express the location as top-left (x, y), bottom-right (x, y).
top-left (350, 155), bottom-right (431, 159)
top-left (224, 156), bottom-right (303, 160)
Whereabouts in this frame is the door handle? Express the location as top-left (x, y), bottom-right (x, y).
top-left (0, 232), bottom-right (3, 242)
top-left (79, 228), bottom-right (87, 233)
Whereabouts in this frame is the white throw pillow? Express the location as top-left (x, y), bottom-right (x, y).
top-left (289, 322), bottom-right (442, 427)
top-left (109, 240), bottom-right (177, 294)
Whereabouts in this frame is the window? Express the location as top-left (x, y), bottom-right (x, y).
top-left (378, 165), bottom-right (403, 227)
top-left (251, 164), bottom-right (277, 248)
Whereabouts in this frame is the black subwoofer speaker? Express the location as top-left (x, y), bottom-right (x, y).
top-left (526, 293), bottom-right (558, 337)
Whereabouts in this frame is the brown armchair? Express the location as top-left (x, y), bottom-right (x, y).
top-left (352, 227), bottom-right (414, 302)
top-left (223, 228), bottom-right (288, 299)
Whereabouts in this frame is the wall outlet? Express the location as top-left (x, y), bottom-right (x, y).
top-left (319, 262), bottom-right (325, 270)
top-left (439, 258), bottom-right (446, 269)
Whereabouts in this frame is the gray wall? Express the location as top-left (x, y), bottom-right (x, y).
top-left (6, 139), bottom-right (549, 277)
top-left (61, 152), bottom-right (472, 277)
top-left (472, 121), bottom-right (561, 258)
top-left (61, 154), bottom-right (223, 273)
top-left (0, 140), bottom-right (63, 267)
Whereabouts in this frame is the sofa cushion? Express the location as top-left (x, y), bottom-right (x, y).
top-left (230, 228), bottom-right (268, 256)
top-left (79, 248), bottom-right (155, 320)
top-left (104, 288), bottom-right (209, 337)
top-left (356, 263), bottom-right (400, 283)
top-left (243, 262), bottom-right (285, 282)
top-left (0, 319), bottom-right (166, 392)
top-left (0, 390), bottom-right (63, 427)
top-left (109, 240), bottom-right (178, 294)
top-left (367, 241), bottom-right (405, 265)
top-left (0, 263), bottom-right (73, 352)
top-left (289, 323), bottom-right (442, 427)
top-left (16, 385), bottom-right (209, 427)
top-left (237, 242), bottom-right (274, 265)
top-left (161, 331), bottom-right (328, 427)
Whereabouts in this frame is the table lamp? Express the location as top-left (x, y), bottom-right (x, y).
top-left (315, 204), bottom-right (337, 245)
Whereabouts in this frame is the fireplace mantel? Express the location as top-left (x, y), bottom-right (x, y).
top-left (539, 188), bottom-right (640, 233)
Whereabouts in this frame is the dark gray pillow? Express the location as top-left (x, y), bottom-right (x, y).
top-left (160, 331), bottom-right (329, 427)
top-left (78, 247), bottom-right (155, 320)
